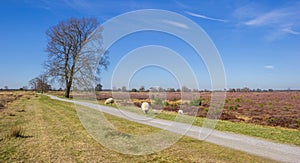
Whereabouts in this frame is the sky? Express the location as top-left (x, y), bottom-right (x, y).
top-left (0, 0), bottom-right (299, 90)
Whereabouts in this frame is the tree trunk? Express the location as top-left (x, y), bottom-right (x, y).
top-left (65, 84), bottom-right (71, 98)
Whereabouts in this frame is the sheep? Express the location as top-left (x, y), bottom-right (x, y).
top-left (104, 98), bottom-right (114, 105)
top-left (178, 109), bottom-right (183, 115)
top-left (141, 102), bottom-right (150, 114)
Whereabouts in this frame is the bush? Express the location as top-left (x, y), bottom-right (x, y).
top-left (235, 98), bottom-right (241, 102)
top-left (164, 101), bottom-right (170, 107)
top-left (190, 98), bottom-right (202, 106)
top-left (153, 98), bottom-right (163, 106)
top-left (172, 103), bottom-right (178, 109)
top-left (296, 119), bottom-right (300, 126)
top-left (225, 99), bottom-right (231, 103)
top-left (229, 104), bottom-right (240, 111)
top-left (268, 118), bottom-right (276, 124)
top-left (234, 104), bottom-right (240, 110)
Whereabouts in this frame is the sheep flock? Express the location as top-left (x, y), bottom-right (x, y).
top-left (104, 98), bottom-right (187, 115)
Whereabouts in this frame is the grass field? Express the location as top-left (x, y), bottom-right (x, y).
top-left (0, 92), bottom-right (276, 162)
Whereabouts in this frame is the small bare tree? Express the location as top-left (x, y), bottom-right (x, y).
top-left (29, 78), bottom-right (38, 91)
top-left (45, 17), bottom-right (108, 98)
top-left (29, 74), bottom-right (51, 93)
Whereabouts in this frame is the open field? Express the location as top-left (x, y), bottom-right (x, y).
top-left (0, 92), bottom-right (276, 162)
top-left (0, 91), bottom-right (28, 111)
top-left (48, 91), bottom-right (300, 146)
top-left (50, 91), bottom-right (300, 129)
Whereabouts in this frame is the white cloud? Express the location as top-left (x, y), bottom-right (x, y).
top-left (233, 3), bottom-right (260, 20)
top-left (185, 11), bottom-right (227, 22)
top-left (264, 65), bottom-right (274, 69)
top-left (63, 0), bottom-right (93, 11)
top-left (241, 2), bottom-right (300, 40)
top-left (282, 27), bottom-right (300, 35)
top-left (162, 20), bottom-right (190, 29)
top-left (244, 10), bottom-right (288, 26)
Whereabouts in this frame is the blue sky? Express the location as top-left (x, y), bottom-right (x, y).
top-left (0, 0), bottom-right (299, 90)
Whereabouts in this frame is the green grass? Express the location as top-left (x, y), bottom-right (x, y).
top-left (156, 111), bottom-right (300, 146)
top-left (0, 94), bottom-right (275, 162)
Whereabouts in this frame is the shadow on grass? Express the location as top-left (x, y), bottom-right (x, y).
top-left (6, 126), bottom-right (33, 139)
top-left (13, 135), bottom-right (33, 139)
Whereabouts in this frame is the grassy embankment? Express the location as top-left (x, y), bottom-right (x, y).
top-left (0, 93), bottom-right (275, 162)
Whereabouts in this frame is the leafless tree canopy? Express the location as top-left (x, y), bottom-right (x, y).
top-left (45, 17), bottom-right (108, 98)
top-left (29, 74), bottom-right (51, 93)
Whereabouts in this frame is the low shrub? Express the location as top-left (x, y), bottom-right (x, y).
top-left (153, 98), bottom-right (163, 106)
top-left (203, 108), bottom-right (209, 112)
top-left (164, 101), bottom-right (170, 107)
top-left (190, 98), bottom-right (202, 106)
top-left (296, 119), bottom-right (300, 126)
top-left (268, 118), bottom-right (276, 124)
top-left (172, 103), bottom-right (178, 109)
top-left (234, 104), bottom-right (240, 110)
top-left (235, 98), bottom-right (241, 102)
top-left (225, 98), bottom-right (231, 103)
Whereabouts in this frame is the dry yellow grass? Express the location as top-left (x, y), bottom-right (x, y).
top-left (0, 91), bottom-right (35, 109)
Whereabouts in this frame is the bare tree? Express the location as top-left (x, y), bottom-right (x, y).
top-left (121, 86), bottom-right (127, 92)
top-left (158, 87), bottom-right (164, 92)
top-left (181, 86), bottom-right (191, 92)
top-left (29, 74), bottom-right (51, 93)
top-left (29, 78), bottom-right (38, 91)
top-left (45, 17), bottom-right (108, 98)
top-left (37, 74), bottom-right (51, 93)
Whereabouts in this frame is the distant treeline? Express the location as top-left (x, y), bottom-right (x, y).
top-left (1, 86), bottom-right (298, 92)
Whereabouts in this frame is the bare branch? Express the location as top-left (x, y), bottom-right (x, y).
top-left (45, 17), bottom-right (108, 98)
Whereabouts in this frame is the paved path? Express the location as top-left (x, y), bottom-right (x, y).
top-left (48, 95), bottom-right (300, 162)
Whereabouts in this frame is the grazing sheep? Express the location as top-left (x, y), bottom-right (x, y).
top-left (104, 98), bottom-right (114, 105)
top-left (141, 102), bottom-right (150, 114)
top-left (178, 109), bottom-right (183, 115)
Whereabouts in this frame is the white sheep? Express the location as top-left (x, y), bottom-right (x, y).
top-left (178, 109), bottom-right (183, 115)
top-left (104, 98), bottom-right (114, 105)
top-left (141, 102), bottom-right (150, 114)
